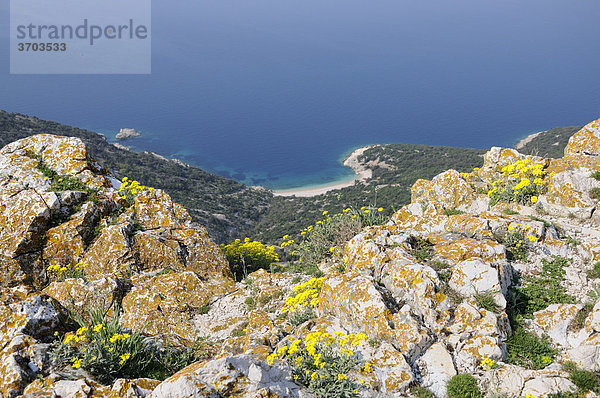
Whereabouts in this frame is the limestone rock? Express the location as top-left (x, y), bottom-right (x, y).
top-left (532, 303), bottom-right (583, 347)
top-left (449, 259), bottom-right (507, 309)
top-left (116, 128), bottom-right (142, 140)
top-left (150, 354), bottom-right (301, 398)
top-left (411, 169), bottom-right (477, 211)
top-left (564, 118), bottom-right (600, 157)
top-left (122, 271), bottom-right (236, 343)
top-left (416, 342), bottom-right (456, 398)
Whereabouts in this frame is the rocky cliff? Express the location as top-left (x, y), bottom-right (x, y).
top-left (2, 120), bottom-right (600, 397)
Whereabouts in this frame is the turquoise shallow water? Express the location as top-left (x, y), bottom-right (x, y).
top-left (1, 1), bottom-right (600, 189)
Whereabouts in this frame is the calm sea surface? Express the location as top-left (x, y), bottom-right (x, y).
top-left (1, 0), bottom-right (600, 188)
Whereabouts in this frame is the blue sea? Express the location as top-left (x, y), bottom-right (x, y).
top-left (1, 0), bottom-right (600, 189)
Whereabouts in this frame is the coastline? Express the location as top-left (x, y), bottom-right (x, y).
top-left (272, 146), bottom-right (375, 197)
top-left (515, 130), bottom-right (547, 150)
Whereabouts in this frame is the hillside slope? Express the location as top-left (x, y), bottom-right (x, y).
top-left (2, 119), bottom-right (600, 397)
top-left (0, 110), bottom-right (273, 243)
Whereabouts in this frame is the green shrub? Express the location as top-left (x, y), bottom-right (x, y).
top-left (443, 208), bottom-right (464, 217)
top-left (279, 207), bottom-right (387, 274)
top-left (570, 369), bottom-right (600, 393)
top-left (50, 308), bottom-right (200, 384)
top-left (220, 238), bottom-right (279, 281)
top-left (587, 262), bottom-right (600, 279)
top-left (446, 374), bottom-right (482, 398)
top-left (505, 327), bottom-right (556, 369)
top-left (591, 171), bottom-right (600, 181)
top-left (569, 303), bottom-right (593, 331)
top-left (407, 235), bottom-right (434, 262)
top-left (410, 385), bottom-right (435, 398)
top-left (503, 208), bottom-right (519, 215)
top-left (474, 290), bottom-right (501, 313)
top-left (510, 256), bottom-right (575, 319)
top-left (51, 175), bottom-right (88, 191)
top-left (590, 188), bottom-right (600, 200)
top-left (267, 331), bottom-right (369, 398)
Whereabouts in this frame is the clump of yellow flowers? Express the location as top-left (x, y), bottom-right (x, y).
top-left (281, 277), bottom-right (324, 314)
top-left (481, 357), bottom-right (498, 371)
top-left (220, 238), bottom-right (279, 281)
top-left (50, 309), bottom-right (197, 384)
top-left (46, 261), bottom-right (86, 281)
top-left (486, 158), bottom-right (553, 206)
top-left (266, 331), bottom-right (371, 397)
top-left (119, 177), bottom-right (153, 205)
top-left (503, 223), bottom-right (538, 262)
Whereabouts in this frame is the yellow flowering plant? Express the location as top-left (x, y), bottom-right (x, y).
top-left (220, 238), bottom-right (280, 281)
top-left (280, 277), bottom-right (324, 326)
top-left (119, 177), bottom-right (153, 206)
top-left (267, 331), bottom-right (370, 397)
top-left (50, 307), bottom-right (198, 384)
top-left (46, 261), bottom-right (87, 282)
top-left (499, 223), bottom-right (537, 262)
top-left (487, 158), bottom-right (550, 206)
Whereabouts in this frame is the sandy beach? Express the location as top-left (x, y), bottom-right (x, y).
top-left (273, 146), bottom-right (374, 197)
top-left (515, 130), bottom-right (546, 150)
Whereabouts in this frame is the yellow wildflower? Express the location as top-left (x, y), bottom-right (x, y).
top-left (119, 353), bottom-right (131, 365)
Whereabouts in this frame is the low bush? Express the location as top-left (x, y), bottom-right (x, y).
top-left (221, 238), bottom-right (279, 281)
top-left (505, 327), bottom-right (556, 369)
top-left (51, 308), bottom-right (201, 384)
top-left (267, 331), bottom-right (370, 398)
top-left (446, 374), bottom-right (482, 398)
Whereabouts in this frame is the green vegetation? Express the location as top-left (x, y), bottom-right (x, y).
top-left (497, 225), bottom-right (535, 262)
top-left (410, 385), bottom-right (435, 398)
top-left (511, 256), bottom-right (575, 318)
top-left (556, 362), bottom-right (600, 397)
top-left (487, 158), bottom-right (548, 206)
top-left (503, 256), bottom-right (576, 370)
top-left (407, 235), bottom-right (434, 262)
top-left (591, 171), bottom-right (600, 181)
top-left (474, 290), bottom-right (501, 313)
top-left (590, 188), bottom-right (600, 200)
top-left (443, 208), bottom-right (464, 217)
top-left (250, 144), bottom-right (485, 243)
top-left (505, 327), bottom-right (556, 369)
top-left (220, 238), bottom-right (279, 281)
top-left (446, 374), bottom-right (482, 398)
top-left (517, 126), bottom-right (582, 158)
top-left (267, 331), bottom-right (370, 398)
top-left (588, 262), bottom-right (600, 279)
top-left (50, 308), bottom-right (203, 384)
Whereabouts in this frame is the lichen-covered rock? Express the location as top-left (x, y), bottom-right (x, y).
top-left (449, 259), bottom-right (507, 308)
top-left (0, 287), bottom-right (67, 397)
top-left (122, 271), bottom-right (236, 343)
top-left (368, 342), bottom-right (413, 395)
top-left (411, 169), bottom-right (477, 210)
top-left (150, 355), bottom-right (301, 398)
top-left (522, 376), bottom-right (577, 398)
top-left (564, 118), bottom-right (600, 157)
top-left (380, 253), bottom-right (448, 331)
top-left (42, 276), bottom-right (121, 317)
top-left (416, 342), bottom-right (456, 398)
top-left (532, 304), bottom-right (583, 347)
